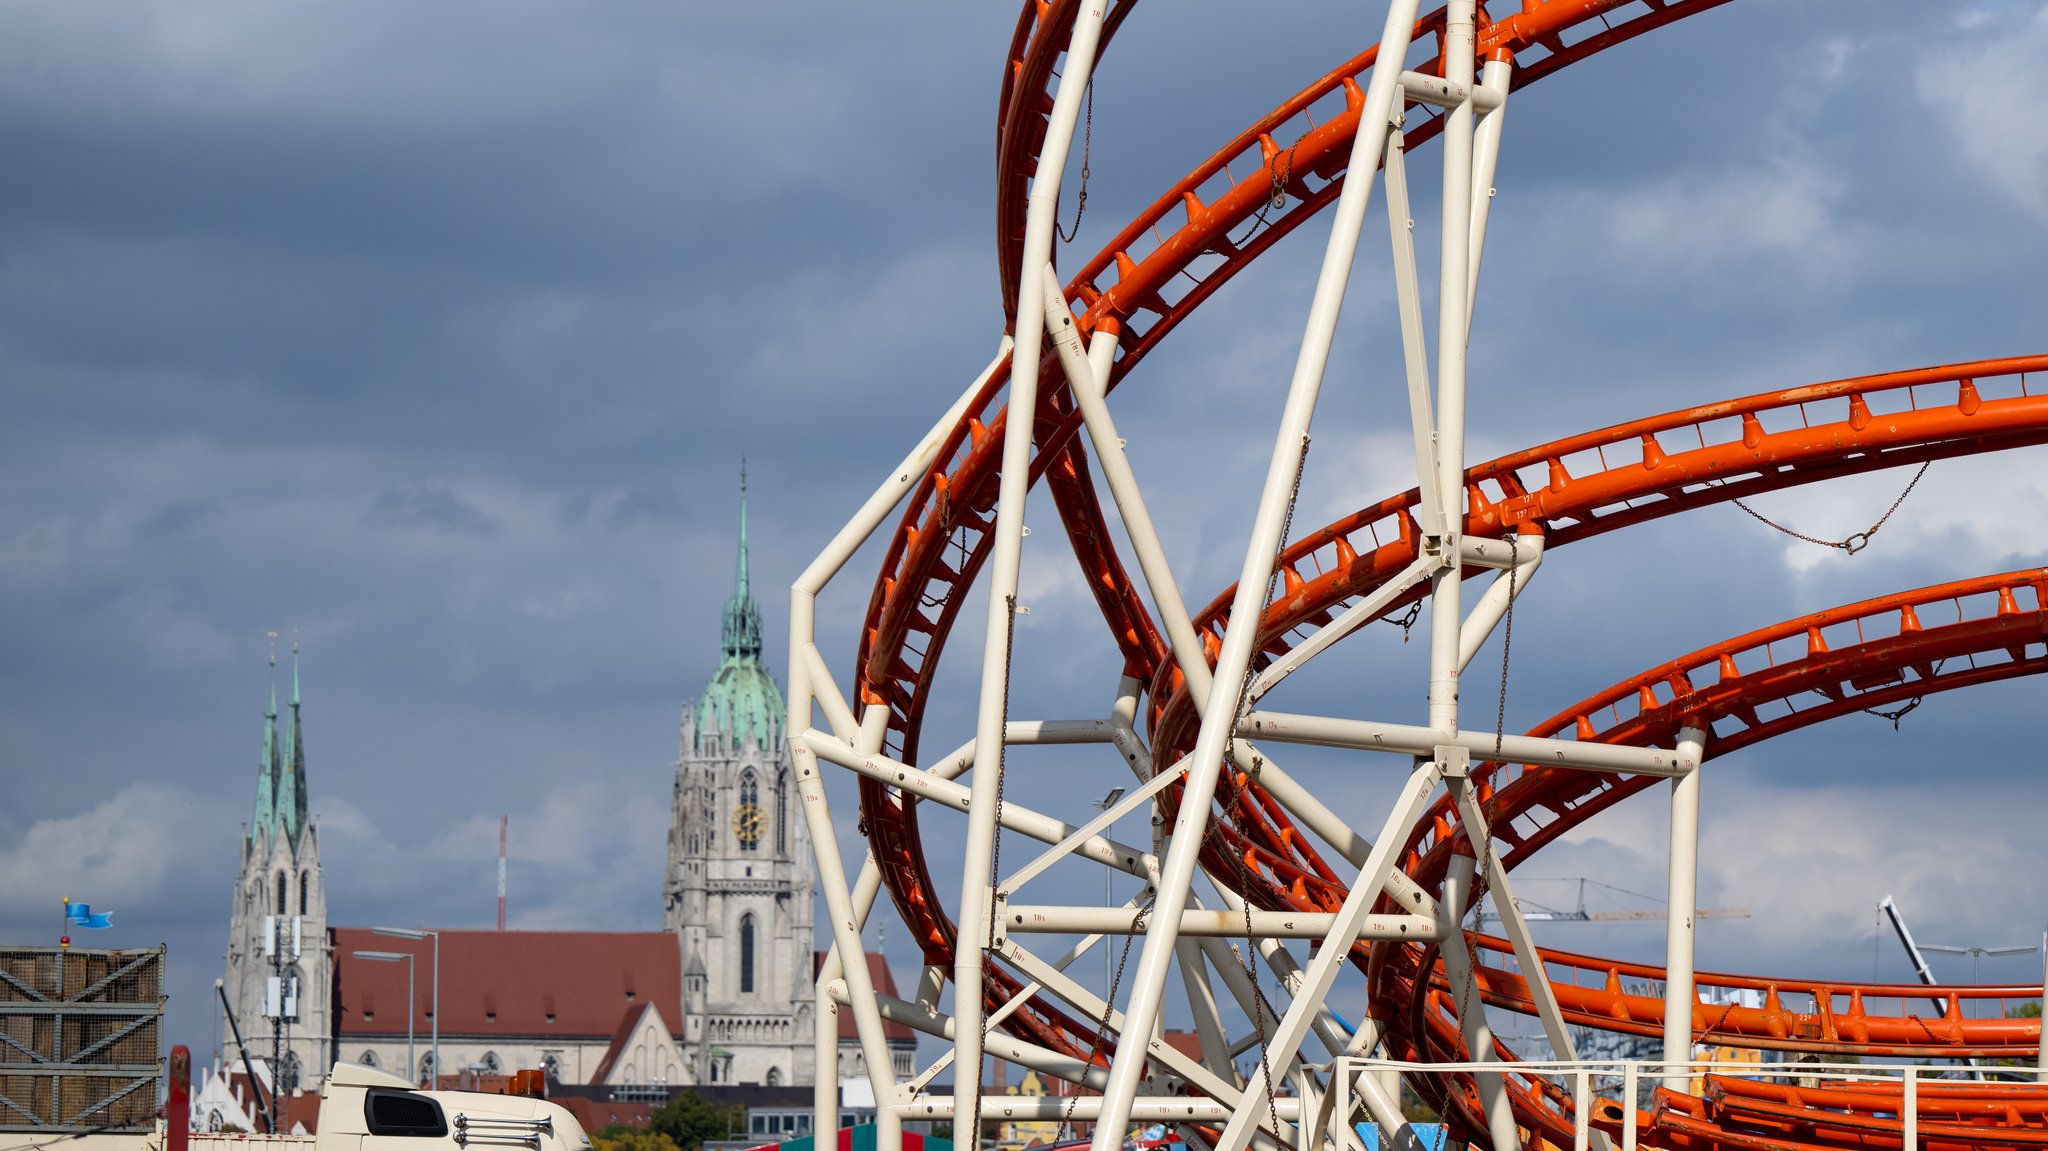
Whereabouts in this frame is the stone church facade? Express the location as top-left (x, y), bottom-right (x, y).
top-left (220, 641), bottom-right (332, 1093)
top-left (222, 479), bottom-right (905, 1095)
top-left (664, 476), bottom-right (817, 1087)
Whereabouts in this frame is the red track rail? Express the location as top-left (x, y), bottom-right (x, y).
top-left (864, 0), bottom-right (1762, 994)
top-left (1367, 570), bottom-right (2048, 1146)
top-left (850, 1), bottom-right (2048, 1144)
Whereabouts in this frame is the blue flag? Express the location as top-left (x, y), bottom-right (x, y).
top-left (64, 902), bottom-right (113, 929)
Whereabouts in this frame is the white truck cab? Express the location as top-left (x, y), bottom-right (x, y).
top-left (314, 1063), bottom-right (592, 1151)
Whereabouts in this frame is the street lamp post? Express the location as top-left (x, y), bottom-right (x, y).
top-left (373, 928), bottom-right (440, 1087)
top-left (353, 951), bottom-right (415, 1081)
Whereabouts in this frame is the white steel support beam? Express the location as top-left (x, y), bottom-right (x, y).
top-left (1174, 939), bottom-right (1235, 1083)
top-left (1446, 768), bottom-right (1619, 1150)
top-left (994, 938), bottom-right (1289, 1146)
top-left (2038, 931), bottom-right (2048, 1083)
top-left (1000, 756), bottom-right (1181, 894)
top-left (999, 904), bottom-right (1439, 940)
top-left (1240, 710), bottom-right (1699, 776)
top-left (1244, 556), bottom-right (1436, 703)
top-left (793, 336), bottom-right (1013, 1147)
top-left (1466, 57), bottom-right (1514, 319)
top-left (829, 984), bottom-right (1109, 1091)
top-left (1046, 273), bottom-right (1217, 710)
top-left (898, 1098), bottom-right (1303, 1123)
top-left (1662, 726), bottom-right (1709, 1094)
top-left (1381, 124), bottom-right (1445, 541)
top-left (957, 8), bottom-right (1108, 1144)
top-left (1425, 0), bottom-right (1478, 744)
top-left (1088, 14), bottom-right (1424, 1137)
top-left (1437, 847), bottom-right (1520, 1151)
top-left (1446, 780), bottom-right (1577, 1063)
top-left (1208, 758), bottom-right (1444, 1151)
top-left (799, 731), bottom-right (1159, 883)
top-left (1456, 533), bottom-right (1543, 673)
top-left (1209, 880), bottom-right (1362, 1061)
top-left (1224, 741), bottom-right (1441, 918)
top-left (789, 659), bottom-right (904, 1142)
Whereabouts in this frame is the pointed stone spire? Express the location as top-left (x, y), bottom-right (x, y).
top-left (251, 633), bottom-right (280, 849)
top-left (280, 629), bottom-right (308, 853)
top-left (736, 459), bottom-right (750, 602)
top-left (720, 462), bottom-right (764, 664)
top-left (699, 461), bottom-right (781, 750)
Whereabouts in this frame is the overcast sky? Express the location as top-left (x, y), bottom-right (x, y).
top-left (3, 0), bottom-right (2046, 1075)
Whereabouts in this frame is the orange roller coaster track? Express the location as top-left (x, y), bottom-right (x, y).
top-left (786, 2), bottom-right (2048, 1150)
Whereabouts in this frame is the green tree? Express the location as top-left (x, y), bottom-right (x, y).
top-left (593, 1126), bottom-right (683, 1151)
top-left (648, 1093), bottom-right (747, 1151)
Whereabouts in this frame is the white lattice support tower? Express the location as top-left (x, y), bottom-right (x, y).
top-left (773, 3), bottom-right (2000, 1151)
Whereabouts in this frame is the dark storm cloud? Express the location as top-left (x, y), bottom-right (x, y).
top-left (1, 0), bottom-right (2044, 1070)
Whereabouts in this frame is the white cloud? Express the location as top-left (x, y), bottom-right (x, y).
top-left (0, 783), bottom-right (202, 919)
top-left (1916, 6), bottom-right (2048, 223)
top-left (1733, 452), bottom-right (2048, 577)
top-left (1607, 152), bottom-right (1847, 278)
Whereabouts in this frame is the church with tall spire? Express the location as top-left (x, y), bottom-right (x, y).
top-left (665, 466), bottom-right (817, 1087)
top-left (205, 469), bottom-right (907, 1108)
top-left (221, 634), bottom-right (331, 1093)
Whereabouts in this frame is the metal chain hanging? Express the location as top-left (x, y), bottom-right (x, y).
top-left (1227, 132), bottom-right (1306, 250)
top-left (1056, 892), bottom-right (1149, 1143)
top-left (1055, 80), bottom-right (1094, 245)
top-left (1733, 462), bottom-right (1930, 554)
top-left (1456, 533), bottom-right (1517, 1052)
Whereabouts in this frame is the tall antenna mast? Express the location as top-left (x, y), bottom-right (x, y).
top-left (497, 815), bottom-right (508, 931)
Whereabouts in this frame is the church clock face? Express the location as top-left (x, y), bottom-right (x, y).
top-left (731, 802), bottom-right (765, 846)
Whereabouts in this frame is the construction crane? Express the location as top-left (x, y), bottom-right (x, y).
top-left (1876, 894), bottom-right (2043, 1080)
top-left (1474, 877), bottom-right (1750, 924)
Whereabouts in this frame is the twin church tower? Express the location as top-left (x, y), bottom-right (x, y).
top-left (223, 475), bottom-right (821, 1091)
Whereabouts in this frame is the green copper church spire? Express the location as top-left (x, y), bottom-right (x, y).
top-left (698, 462), bottom-right (783, 750)
top-left (721, 461), bottom-right (764, 663)
top-left (250, 634), bottom-right (280, 847)
top-left (279, 631), bottom-right (308, 852)
top-left (249, 630), bottom-right (310, 857)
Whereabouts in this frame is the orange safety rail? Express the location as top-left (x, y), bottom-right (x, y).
top-left (1149, 359), bottom-right (2048, 909)
top-left (856, 0), bottom-right (1818, 1032)
top-left (867, 0), bottom-right (1742, 771)
top-left (1364, 572), bottom-right (2047, 1146)
top-left (1648, 1081), bottom-right (2048, 1151)
top-left (853, 0), bottom-right (2048, 1135)
top-left (854, 361), bottom-right (2048, 1083)
top-left (994, 0), bottom-right (1138, 323)
top-left (1155, 359), bottom-right (2048, 759)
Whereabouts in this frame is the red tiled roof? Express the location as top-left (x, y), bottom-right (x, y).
top-left (333, 929), bottom-right (680, 1039)
top-left (555, 1098), bottom-right (653, 1133)
top-left (812, 951), bottom-right (914, 1043)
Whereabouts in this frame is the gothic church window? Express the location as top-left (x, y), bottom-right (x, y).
top-left (275, 873), bottom-right (287, 915)
top-left (740, 914), bottom-right (756, 994)
top-left (776, 770), bottom-right (788, 852)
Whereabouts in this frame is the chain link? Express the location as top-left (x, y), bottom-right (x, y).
top-left (1057, 893), bottom-right (1150, 1143)
top-left (1456, 534), bottom-right (1517, 1052)
top-left (1733, 462), bottom-right (1929, 554)
top-left (1227, 133), bottom-right (1306, 251)
top-left (1055, 80), bottom-right (1094, 245)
